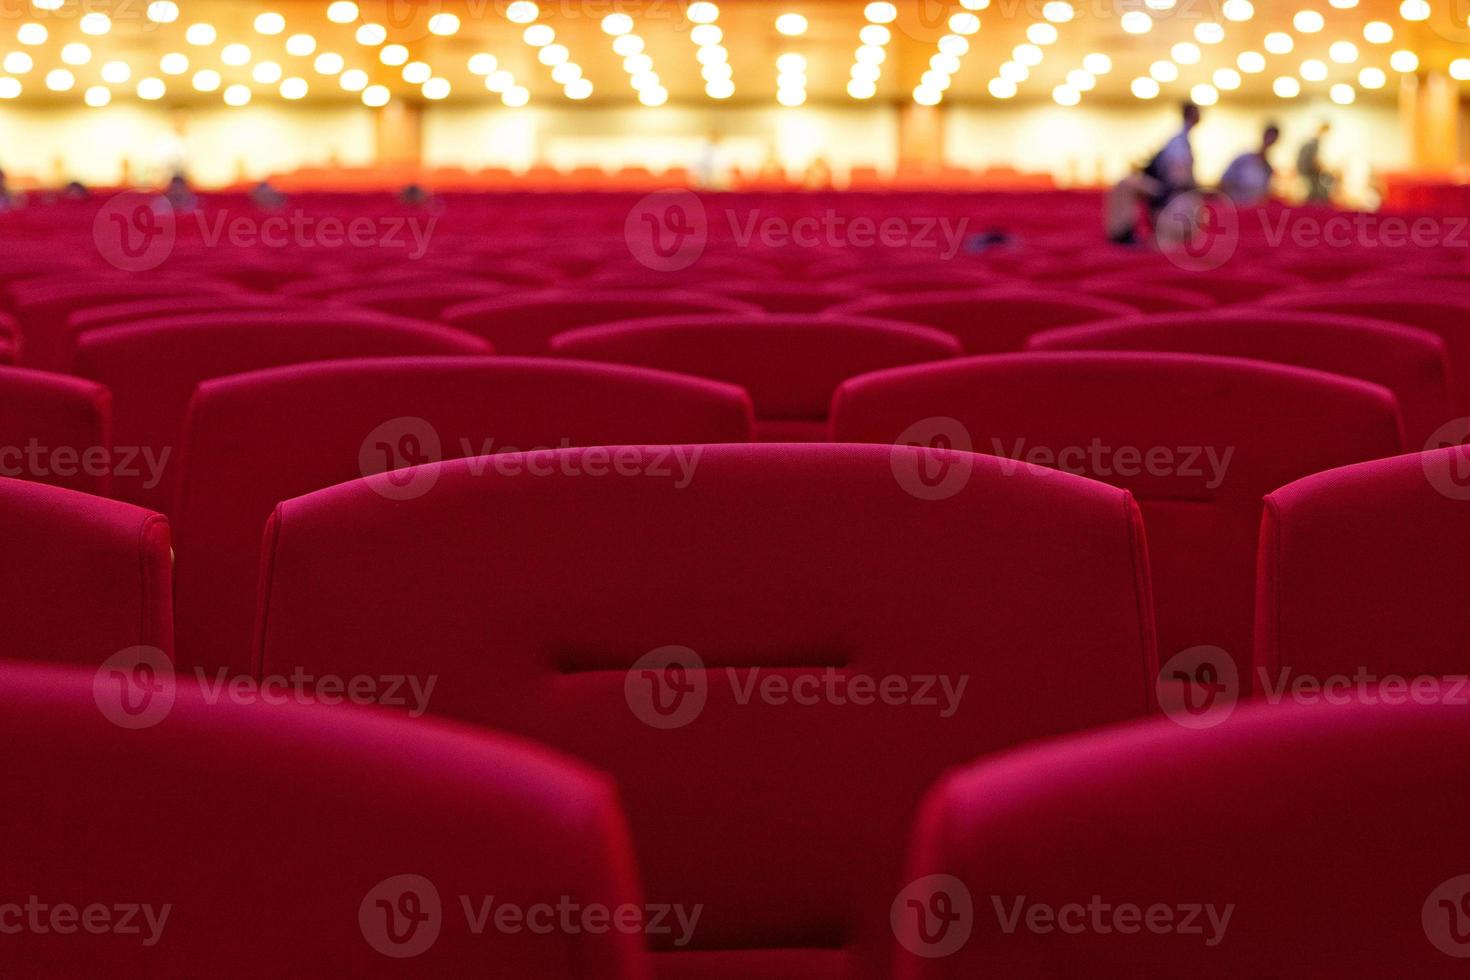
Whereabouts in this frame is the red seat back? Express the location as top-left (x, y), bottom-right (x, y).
top-left (0, 478), bottom-right (171, 664)
top-left (0, 663), bottom-right (647, 979)
top-left (1028, 310), bottom-right (1455, 445)
top-left (74, 311), bottom-right (490, 510)
top-left (552, 315), bottom-right (961, 441)
top-left (831, 352), bottom-right (1404, 689)
top-left (0, 367), bottom-right (112, 495)
top-left (443, 289), bottom-right (761, 355)
top-left (324, 281), bottom-right (507, 321)
top-left (253, 443), bottom-right (1158, 980)
top-left (175, 356), bottom-right (753, 675)
top-left (897, 700), bottom-right (1470, 978)
top-left (826, 288), bottom-right (1134, 354)
top-left (1260, 288), bottom-right (1470, 416)
top-left (1257, 445), bottom-right (1470, 684)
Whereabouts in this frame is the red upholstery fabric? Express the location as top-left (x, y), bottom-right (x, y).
top-left (829, 267), bottom-right (1004, 294)
top-left (704, 281), bottom-right (870, 314)
top-left (324, 282), bottom-right (508, 320)
top-left (9, 278), bottom-right (240, 370)
top-left (253, 443), bottom-right (1158, 980)
top-left (897, 699), bottom-right (1470, 978)
top-left (826, 288), bottom-right (1135, 354)
top-left (551, 315), bottom-right (962, 441)
top-left (68, 294), bottom-right (287, 334)
top-left (831, 352), bottom-right (1404, 690)
top-left (1027, 310), bottom-right (1455, 446)
top-left (74, 311), bottom-right (491, 511)
top-left (1260, 288), bottom-right (1470, 416)
top-left (1087, 268), bottom-right (1307, 305)
top-left (443, 290), bottom-right (762, 355)
top-left (1074, 281), bottom-right (1216, 313)
top-left (174, 356), bottom-right (754, 675)
top-left (0, 662), bottom-right (648, 979)
top-left (0, 478), bottom-right (171, 664)
top-left (0, 367), bottom-right (112, 495)
top-left (1256, 446), bottom-right (1470, 684)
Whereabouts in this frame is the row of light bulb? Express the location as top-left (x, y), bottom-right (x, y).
top-left (1048, 53), bottom-right (1112, 107)
top-left (913, 12), bottom-right (978, 105)
top-left (986, 21), bottom-right (1062, 101)
top-left (847, 9), bottom-right (892, 102)
top-left (600, 10), bottom-right (666, 105)
top-left (684, 3), bottom-right (733, 100)
top-left (505, 2), bottom-right (590, 101)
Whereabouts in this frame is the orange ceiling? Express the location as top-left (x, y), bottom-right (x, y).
top-left (0, 0), bottom-right (1465, 106)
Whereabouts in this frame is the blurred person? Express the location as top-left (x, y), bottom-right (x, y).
top-left (61, 180), bottom-right (90, 201)
top-left (0, 169), bottom-right (13, 211)
top-left (1104, 167), bottom-right (1164, 245)
top-left (693, 130), bottom-right (732, 190)
top-left (398, 182), bottom-right (431, 207)
top-left (1142, 102), bottom-right (1202, 218)
top-left (1298, 122), bottom-right (1334, 204)
top-left (1219, 123), bottom-right (1281, 206)
top-left (250, 180), bottom-right (287, 211)
top-left (162, 172), bottom-right (198, 213)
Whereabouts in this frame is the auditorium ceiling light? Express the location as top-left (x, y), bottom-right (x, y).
top-left (402, 61), bottom-right (431, 84)
top-left (3, 52), bottom-right (31, 74)
top-left (1273, 75), bottom-right (1301, 97)
top-left (1330, 41), bottom-right (1359, 63)
top-left (1131, 76), bottom-right (1160, 98)
top-left (356, 23), bottom-right (387, 46)
top-left (1194, 23), bottom-right (1224, 44)
top-left (865, 3), bottom-right (897, 25)
top-left (1330, 82), bottom-right (1356, 102)
top-left (776, 14), bottom-right (808, 36)
top-left (137, 77), bottom-right (165, 100)
top-left (1120, 11), bottom-right (1152, 34)
top-left (1083, 53), bottom-right (1111, 74)
top-left (17, 24), bottom-right (46, 45)
top-left (1052, 83), bottom-right (1079, 105)
top-left (1364, 20), bottom-right (1393, 42)
top-left (79, 13), bottom-right (109, 36)
top-left (314, 52), bottom-right (344, 75)
top-left (1222, 0), bottom-right (1254, 21)
top-left (161, 52), bottom-right (189, 75)
top-left (1399, 0), bottom-right (1429, 21)
top-left (192, 69), bottom-right (220, 91)
top-left (1359, 66), bottom-right (1386, 87)
top-left (422, 77), bottom-right (451, 99)
top-left (380, 44), bottom-right (408, 66)
top-left (1453, 59), bottom-right (1470, 80)
top-left (1042, 2), bottom-right (1074, 24)
top-left (1149, 60), bottom-right (1179, 82)
top-left (429, 14), bottom-right (461, 36)
top-left (1390, 49), bottom-right (1418, 71)
top-left (31, 0), bottom-right (62, 9)
top-left (988, 77), bottom-right (1017, 99)
top-left (255, 13), bottom-right (286, 36)
top-left (1171, 42), bottom-right (1201, 64)
top-left (252, 61), bottom-right (283, 84)
top-left (361, 84), bottom-right (389, 106)
top-left (1214, 67), bottom-right (1242, 89)
top-left (1027, 23), bottom-right (1057, 44)
top-left (1264, 31), bottom-right (1294, 54)
top-left (0, 78), bottom-right (21, 98)
top-left (44, 68), bottom-right (73, 91)
top-left (222, 44), bottom-right (250, 66)
top-left (1190, 82), bottom-right (1218, 105)
top-left (147, 2), bottom-right (179, 24)
top-left (1294, 10), bottom-right (1325, 32)
top-left (601, 14), bottom-right (633, 35)
top-left (1015, 44), bottom-right (1043, 66)
top-left (1300, 59), bottom-right (1328, 81)
top-left (326, 2), bottom-right (359, 25)
top-left (507, 2), bottom-right (539, 24)
top-left (186, 24), bottom-right (216, 46)
top-left (502, 84), bottom-right (530, 106)
top-left (84, 85), bottom-right (110, 106)
top-left (284, 34), bottom-right (315, 57)
top-left (101, 61), bottom-right (129, 83)
top-left (339, 68), bottom-right (368, 91)
top-left (1238, 51), bottom-right (1266, 72)
top-left (281, 77), bottom-right (308, 99)
top-left (61, 43), bottom-right (90, 66)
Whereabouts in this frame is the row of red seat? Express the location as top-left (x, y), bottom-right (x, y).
top-left (4, 439), bottom-right (1468, 975)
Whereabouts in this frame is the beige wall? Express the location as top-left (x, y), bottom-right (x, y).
top-left (0, 98), bottom-right (1410, 202)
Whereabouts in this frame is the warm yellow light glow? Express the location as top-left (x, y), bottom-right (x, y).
top-left (1390, 49), bottom-right (1419, 72)
top-left (1121, 11), bottom-right (1152, 33)
top-left (429, 13), bottom-right (461, 35)
top-left (1273, 76), bottom-right (1301, 97)
top-left (1132, 76), bottom-right (1160, 98)
top-left (186, 23), bottom-right (216, 46)
top-left (84, 85), bottom-right (110, 106)
top-left (147, 1), bottom-right (179, 24)
top-left (776, 13), bottom-right (808, 36)
top-left (254, 12), bottom-right (286, 35)
top-left (286, 34), bottom-right (316, 56)
top-left (137, 77), bottom-right (166, 100)
top-left (192, 69), bottom-right (220, 91)
top-left (327, 2), bottom-right (359, 24)
top-left (160, 53), bottom-right (188, 75)
top-left (221, 44), bottom-right (251, 66)
top-left (280, 77), bottom-right (308, 99)
top-left (224, 84), bottom-right (252, 106)
top-left (61, 43), bottom-right (91, 66)
top-left (44, 68), bottom-right (73, 91)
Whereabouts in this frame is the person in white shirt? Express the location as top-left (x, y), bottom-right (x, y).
top-left (1219, 124), bottom-right (1280, 206)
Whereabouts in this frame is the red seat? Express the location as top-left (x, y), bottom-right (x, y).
top-left (69, 294), bottom-right (288, 335)
top-left (443, 290), bottom-right (761, 355)
top-left (324, 281), bottom-right (507, 320)
top-left (1256, 445), bottom-right (1470, 686)
top-left (1086, 268), bottom-right (1307, 305)
top-left (0, 663), bottom-right (648, 979)
top-left (9, 278), bottom-right (242, 370)
top-left (174, 356), bottom-right (754, 675)
top-left (0, 478), bottom-right (171, 664)
top-left (1028, 310), bottom-right (1455, 446)
top-left (824, 267), bottom-right (1005, 294)
top-left (0, 367), bottom-right (112, 495)
top-left (831, 352), bottom-right (1404, 690)
top-left (253, 443), bottom-right (1158, 980)
top-left (1259, 287), bottom-right (1470, 416)
top-left (826, 288), bottom-right (1135, 354)
top-left (704, 281), bottom-right (873, 314)
top-left (74, 311), bottom-right (490, 511)
top-left (897, 700), bottom-right (1470, 978)
top-left (1074, 280), bottom-right (1215, 313)
top-left (552, 314), bottom-right (961, 441)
